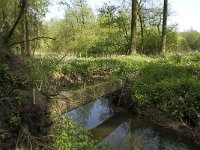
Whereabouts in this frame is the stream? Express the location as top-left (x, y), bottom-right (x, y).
top-left (66, 98), bottom-right (198, 150)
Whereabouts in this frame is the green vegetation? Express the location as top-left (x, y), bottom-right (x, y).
top-left (59, 56), bottom-right (151, 83)
top-left (3, 53), bottom-right (200, 148)
top-left (37, 54), bottom-right (200, 128)
top-left (132, 55), bottom-right (200, 124)
top-left (179, 29), bottom-right (200, 51)
top-left (31, 53), bottom-right (200, 128)
top-left (0, 64), bottom-right (28, 144)
top-left (28, 55), bottom-right (153, 89)
top-left (42, 1), bottom-right (178, 55)
top-left (52, 117), bottom-right (113, 150)
top-left (1, 0), bottom-right (200, 149)
top-left (0, 63), bottom-right (28, 112)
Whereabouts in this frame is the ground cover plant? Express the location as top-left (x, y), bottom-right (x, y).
top-left (132, 54), bottom-right (200, 128)
top-left (52, 117), bottom-right (113, 150)
top-left (30, 55), bottom-right (154, 89)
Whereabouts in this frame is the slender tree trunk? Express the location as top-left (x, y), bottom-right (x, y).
top-left (25, 16), bottom-right (31, 56)
top-left (129, 0), bottom-right (138, 55)
top-left (32, 18), bottom-right (38, 56)
top-left (0, 34), bottom-right (5, 62)
top-left (118, 14), bottom-right (129, 45)
top-left (25, 5), bottom-right (31, 57)
top-left (20, 17), bottom-right (26, 56)
top-left (80, 0), bottom-right (85, 25)
top-left (138, 8), bottom-right (144, 53)
top-left (161, 0), bottom-right (168, 54)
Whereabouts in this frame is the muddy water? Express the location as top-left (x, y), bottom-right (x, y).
top-left (67, 98), bottom-right (198, 150)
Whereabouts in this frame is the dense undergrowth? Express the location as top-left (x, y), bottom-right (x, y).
top-left (0, 61), bottom-right (54, 149)
top-left (29, 55), bottom-right (154, 89)
top-left (132, 54), bottom-right (200, 128)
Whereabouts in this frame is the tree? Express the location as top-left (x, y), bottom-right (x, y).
top-left (137, 0), bottom-right (145, 53)
top-left (129, 0), bottom-right (138, 55)
top-left (161, 0), bottom-right (168, 53)
top-left (0, 0), bottom-right (50, 61)
top-left (0, 0), bottom-right (26, 62)
top-left (19, 0), bottom-right (49, 56)
top-left (47, 0), bottom-right (95, 54)
top-left (180, 29), bottom-right (200, 51)
top-left (90, 3), bottom-right (131, 55)
top-left (25, 1), bottom-right (31, 56)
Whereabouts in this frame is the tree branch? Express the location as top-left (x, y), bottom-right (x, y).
top-left (10, 36), bottom-right (56, 47)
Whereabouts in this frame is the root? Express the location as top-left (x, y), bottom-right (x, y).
top-left (15, 126), bottom-right (54, 150)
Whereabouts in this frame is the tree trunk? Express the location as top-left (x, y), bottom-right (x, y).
top-left (25, 16), bottom-right (31, 56)
top-left (25, 4), bottom-right (31, 57)
top-left (129, 0), bottom-right (138, 55)
top-left (138, 6), bottom-right (144, 53)
top-left (161, 0), bottom-right (168, 54)
top-left (0, 0), bottom-right (26, 63)
top-left (0, 34), bottom-right (5, 63)
top-left (3, 0), bottom-right (26, 46)
top-left (20, 17), bottom-right (26, 56)
top-left (80, 0), bottom-right (85, 25)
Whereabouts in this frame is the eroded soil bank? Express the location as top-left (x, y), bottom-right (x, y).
top-left (0, 60), bottom-right (52, 149)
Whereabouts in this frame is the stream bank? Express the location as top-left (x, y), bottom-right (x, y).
top-left (0, 60), bottom-right (52, 149)
top-left (118, 78), bottom-right (200, 147)
top-left (48, 80), bottom-right (122, 117)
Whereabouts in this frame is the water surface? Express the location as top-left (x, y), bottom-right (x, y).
top-left (67, 98), bottom-right (115, 129)
top-left (67, 98), bottom-right (198, 150)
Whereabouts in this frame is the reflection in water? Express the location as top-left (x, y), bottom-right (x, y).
top-left (66, 98), bottom-right (198, 150)
top-left (102, 121), bottom-right (131, 150)
top-left (99, 118), bottom-right (197, 150)
top-left (66, 98), bottom-right (115, 129)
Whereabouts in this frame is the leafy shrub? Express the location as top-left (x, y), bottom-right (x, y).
top-left (27, 58), bottom-right (60, 82)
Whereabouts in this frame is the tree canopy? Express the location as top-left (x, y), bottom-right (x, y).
top-left (0, 0), bottom-right (199, 57)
